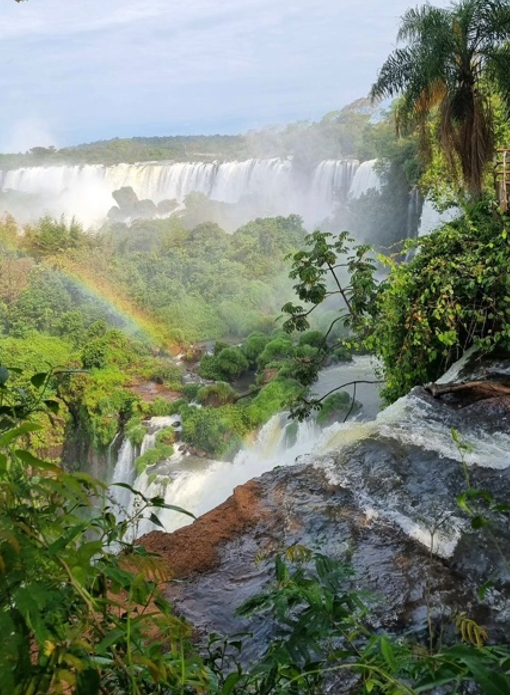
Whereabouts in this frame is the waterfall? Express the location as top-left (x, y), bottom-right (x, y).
top-left (109, 357), bottom-right (380, 538)
top-left (309, 159), bottom-right (359, 220)
top-left (6, 156), bottom-right (466, 240)
top-left (348, 159), bottom-right (381, 198)
top-left (109, 437), bottom-right (138, 512)
top-left (406, 187), bottom-right (422, 239)
top-left (0, 157), bottom-right (372, 228)
top-left (109, 415), bottom-right (178, 528)
top-left (417, 198), bottom-right (459, 237)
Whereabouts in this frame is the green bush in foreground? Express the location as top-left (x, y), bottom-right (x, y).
top-left (282, 203), bottom-right (510, 408)
top-left (371, 201), bottom-right (510, 401)
top-left (2, 363), bottom-right (510, 695)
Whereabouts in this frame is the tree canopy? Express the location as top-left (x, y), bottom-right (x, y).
top-left (370, 0), bottom-right (510, 197)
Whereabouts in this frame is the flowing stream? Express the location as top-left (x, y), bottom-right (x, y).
top-left (110, 351), bottom-right (510, 553)
top-left (109, 356), bottom-right (381, 536)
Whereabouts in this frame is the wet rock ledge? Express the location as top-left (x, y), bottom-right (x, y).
top-left (139, 351), bottom-right (510, 655)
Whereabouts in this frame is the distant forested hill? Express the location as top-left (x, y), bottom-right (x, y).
top-left (0, 99), bottom-right (379, 167)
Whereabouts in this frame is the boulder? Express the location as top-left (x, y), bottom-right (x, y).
top-left (139, 350), bottom-right (510, 665)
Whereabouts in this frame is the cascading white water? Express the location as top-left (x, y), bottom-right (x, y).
top-left (109, 415), bottom-right (178, 526)
top-left (109, 357), bottom-right (381, 537)
top-left (309, 159), bottom-right (359, 220)
top-left (417, 198), bottom-right (459, 237)
top-left (0, 157), bottom-right (376, 228)
top-left (109, 437), bottom-right (138, 512)
top-left (348, 159), bottom-right (381, 198)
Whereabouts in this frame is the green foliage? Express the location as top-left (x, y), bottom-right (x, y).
top-left (80, 329), bottom-right (136, 370)
top-left (242, 331), bottom-right (271, 366)
top-left (370, 202), bottom-right (510, 401)
top-left (316, 391), bottom-right (359, 425)
top-left (135, 442), bottom-right (174, 475)
top-left (3, 364), bottom-right (510, 695)
top-left (212, 549), bottom-right (510, 695)
top-left (199, 346), bottom-right (249, 382)
top-left (0, 366), bottom-right (201, 695)
top-left (280, 231), bottom-right (379, 416)
top-left (23, 215), bottom-right (91, 258)
top-left (180, 403), bottom-right (251, 457)
top-left (257, 337), bottom-right (295, 370)
top-left (197, 382), bottom-right (237, 406)
top-left (138, 358), bottom-right (183, 389)
top-left (124, 416), bottom-right (147, 447)
top-left (182, 383), bottom-right (201, 401)
top-left (156, 426), bottom-right (176, 446)
top-left (216, 346), bottom-right (249, 380)
top-left (370, 0), bottom-right (510, 197)
top-left (246, 378), bottom-right (305, 428)
top-left (298, 330), bottom-right (326, 349)
top-left (332, 343), bottom-right (353, 362)
top-left (60, 367), bottom-right (139, 449)
top-left (148, 396), bottom-right (184, 417)
top-left (197, 354), bottom-right (225, 381)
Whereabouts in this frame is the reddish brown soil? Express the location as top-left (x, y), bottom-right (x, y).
top-left (138, 480), bottom-right (269, 579)
top-left (127, 379), bottom-right (181, 403)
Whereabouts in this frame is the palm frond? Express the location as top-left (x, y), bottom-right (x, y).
top-left (485, 45), bottom-right (510, 119)
top-left (397, 4), bottom-right (449, 43)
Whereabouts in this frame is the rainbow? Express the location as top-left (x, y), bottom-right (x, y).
top-left (53, 256), bottom-right (182, 352)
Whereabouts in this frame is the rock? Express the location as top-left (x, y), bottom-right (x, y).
top-left (157, 198), bottom-right (179, 215)
top-left (112, 186), bottom-right (139, 210)
top-left (138, 351), bottom-right (510, 661)
top-left (136, 198), bottom-right (158, 217)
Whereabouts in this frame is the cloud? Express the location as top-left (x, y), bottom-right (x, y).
top-left (0, 0), bottom-right (451, 147)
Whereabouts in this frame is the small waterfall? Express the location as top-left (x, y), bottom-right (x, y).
top-left (109, 415), bottom-right (178, 526)
top-left (417, 198), bottom-right (459, 237)
top-left (118, 357), bottom-right (381, 537)
top-left (406, 186), bottom-right (422, 239)
top-left (109, 438), bottom-right (138, 512)
top-left (348, 159), bottom-right (381, 198)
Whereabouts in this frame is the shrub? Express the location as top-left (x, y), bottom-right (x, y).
top-left (370, 201), bottom-right (510, 401)
top-left (149, 396), bottom-right (183, 416)
top-left (197, 354), bottom-right (224, 381)
top-left (182, 383), bottom-right (201, 401)
top-left (156, 426), bottom-right (176, 445)
top-left (197, 382), bottom-right (237, 406)
top-left (316, 391), bottom-right (359, 425)
top-left (125, 416), bottom-right (147, 446)
top-left (298, 330), bottom-right (326, 349)
top-left (180, 403), bottom-right (250, 458)
top-left (242, 331), bottom-right (270, 366)
top-left (246, 378), bottom-right (305, 428)
top-left (257, 337), bottom-right (294, 370)
top-left (135, 443), bottom-right (174, 475)
top-left (216, 346), bottom-right (249, 380)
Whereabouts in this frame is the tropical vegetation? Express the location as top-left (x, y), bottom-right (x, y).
top-left (370, 0), bottom-right (510, 198)
top-left (4, 0), bottom-right (510, 692)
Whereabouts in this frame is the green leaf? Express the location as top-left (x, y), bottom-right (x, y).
top-left (76, 669), bottom-right (100, 695)
top-left (380, 636), bottom-right (397, 671)
top-left (220, 671), bottom-right (244, 695)
top-left (31, 372), bottom-right (49, 389)
top-left (0, 366), bottom-right (9, 385)
top-left (148, 512), bottom-right (164, 529)
top-left (14, 449), bottom-right (59, 472)
top-left (0, 422), bottom-right (42, 446)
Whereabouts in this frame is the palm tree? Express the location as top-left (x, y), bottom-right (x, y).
top-left (370, 0), bottom-right (510, 197)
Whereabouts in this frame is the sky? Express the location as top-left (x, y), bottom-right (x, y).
top-left (0, 0), bottom-right (450, 151)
